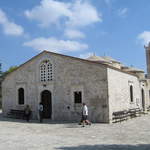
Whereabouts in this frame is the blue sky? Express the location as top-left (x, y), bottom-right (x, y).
top-left (0, 0), bottom-right (150, 72)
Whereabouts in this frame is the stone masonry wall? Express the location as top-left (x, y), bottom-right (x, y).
top-left (107, 68), bottom-right (144, 122)
top-left (51, 53), bottom-right (109, 123)
top-left (2, 52), bottom-right (109, 123)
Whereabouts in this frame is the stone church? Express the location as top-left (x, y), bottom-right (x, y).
top-left (2, 44), bottom-right (150, 123)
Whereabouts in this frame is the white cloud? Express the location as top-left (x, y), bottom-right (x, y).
top-left (138, 31), bottom-right (150, 45)
top-left (66, 0), bottom-right (101, 28)
top-left (25, 0), bottom-right (101, 28)
top-left (118, 8), bottom-right (128, 17)
top-left (25, 0), bottom-right (71, 27)
top-left (23, 37), bottom-right (88, 52)
top-left (0, 9), bottom-right (24, 36)
top-left (64, 29), bottom-right (85, 39)
top-left (79, 52), bottom-right (93, 59)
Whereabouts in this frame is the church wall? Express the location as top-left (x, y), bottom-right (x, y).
top-left (42, 53), bottom-right (109, 123)
top-left (2, 52), bottom-right (109, 122)
top-left (2, 58), bottom-right (38, 118)
top-left (107, 68), bottom-right (142, 122)
top-left (144, 79), bottom-right (150, 108)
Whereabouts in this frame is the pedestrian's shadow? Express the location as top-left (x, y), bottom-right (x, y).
top-left (56, 144), bottom-right (150, 150)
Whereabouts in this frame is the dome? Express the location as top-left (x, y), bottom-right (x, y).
top-left (122, 66), bottom-right (144, 73)
top-left (87, 55), bottom-right (107, 62)
top-left (101, 56), bottom-right (121, 64)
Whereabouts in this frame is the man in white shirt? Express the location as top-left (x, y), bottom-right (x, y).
top-left (82, 103), bottom-right (91, 127)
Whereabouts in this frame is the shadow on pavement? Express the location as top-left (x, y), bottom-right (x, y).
top-left (56, 144), bottom-right (150, 150)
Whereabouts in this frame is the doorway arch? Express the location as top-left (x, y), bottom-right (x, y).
top-left (41, 90), bottom-right (52, 118)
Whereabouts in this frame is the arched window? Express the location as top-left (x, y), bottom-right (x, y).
top-left (40, 60), bottom-right (53, 82)
top-left (130, 85), bottom-right (133, 102)
top-left (18, 88), bottom-right (24, 105)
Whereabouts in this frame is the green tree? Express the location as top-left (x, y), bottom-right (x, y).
top-left (2, 66), bottom-right (18, 76)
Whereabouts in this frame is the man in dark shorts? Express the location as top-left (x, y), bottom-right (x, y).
top-left (81, 103), bottom-right (91, 127)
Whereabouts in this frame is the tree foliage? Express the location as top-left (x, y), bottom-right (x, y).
top-left (2, 66), bottom-right (18, 77)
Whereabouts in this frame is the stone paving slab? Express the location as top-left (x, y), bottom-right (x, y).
top-left (0, 113), bottom-right (150, 150)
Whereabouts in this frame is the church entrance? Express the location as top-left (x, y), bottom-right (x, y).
top-left (41, 90), bottom-right (52, 119)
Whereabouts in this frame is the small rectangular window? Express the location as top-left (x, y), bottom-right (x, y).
top-left (74, 91), bottom-right (82, 103)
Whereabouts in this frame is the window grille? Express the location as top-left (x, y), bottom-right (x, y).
top-left (40, 60), bottom-right (53, 82)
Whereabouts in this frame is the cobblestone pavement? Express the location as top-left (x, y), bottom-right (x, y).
top-left (0, 113), bottom-right (150, 150)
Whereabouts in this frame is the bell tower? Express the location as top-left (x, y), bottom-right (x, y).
top-left (145, 42), bottom-right (150, 78)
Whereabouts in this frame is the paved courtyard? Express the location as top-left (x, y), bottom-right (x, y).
top-left (0, 112), bottom-right (150, 150)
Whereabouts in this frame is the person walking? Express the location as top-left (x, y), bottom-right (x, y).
top-left (82, 103), bottom-right (91, 127)
top-left (38, 102), bottom-right (43, 123)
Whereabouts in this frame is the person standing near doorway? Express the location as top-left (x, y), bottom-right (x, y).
top-left (38, 102), bottom-right (43, 123)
